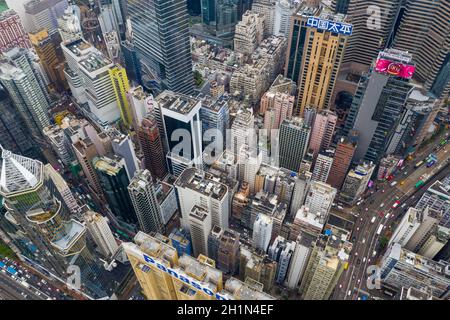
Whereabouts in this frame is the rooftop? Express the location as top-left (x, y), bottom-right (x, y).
top-left (157, 90), bottom-right (199, 115)
top-left (175, 168), bottom-right (228, 201)
top-left (93, 156), bottom-right (124, 176)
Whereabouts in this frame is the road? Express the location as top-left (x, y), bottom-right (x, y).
top-left (333, 139), bottom-right (450, 300)
top-left (0, 269), bottom-right (46, 300)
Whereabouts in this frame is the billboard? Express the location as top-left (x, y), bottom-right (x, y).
top-left (306, 17), bottom-right (353, 36)
top-left (375, 59), bottom-right (416, 79)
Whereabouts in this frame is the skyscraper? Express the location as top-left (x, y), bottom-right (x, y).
top-left (93, 155), bottom-right (137, 225)
top-left (304, 181), bottom-right (337, 216)
top-left (308, 110), bottom-right (337, 159)
top-left (279, 117), bottom-right (311, 172)
top-left (84, 210), bottom-right (119, 258)
top-left (268, 235), bottom-right (295, 284)
top-left (127, 0), bottom-right (194, 94)
top-left (189, 205), bottom-right (212, 257)
top-left (284, 5), bottom-right (351, 115)
top-left (109, 65), bottom-right (133, 128)
top-left (0, 8), bottom-right (31, 53)
top-left (252, 213), bottom-right (273, 252)
top-left (311, 149), bottom-right (334, 183)
top-left (0, 48), bottom-right (50, 138)
top-left (24, 0), bottom-right (68, 36)
top-left (128, 169), bottom-right (165, 234)
top-left (327, 137), bottom-right (356, 189)
top-left (340, 162), bottom-right (375, 205)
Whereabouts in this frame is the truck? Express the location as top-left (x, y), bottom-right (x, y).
top-left (414, 160), bottom-right (424, 169)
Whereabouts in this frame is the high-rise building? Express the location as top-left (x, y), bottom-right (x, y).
top-left (380, 243), bottom-right (450, 298)
top-left (128, 169), bottom-right (165, 235)
top-left (24, 0), bottom-right (68, 36)
top-left (0, 9), bottom-right (31, 53)
top-left (308, 110), bottom-right (337, 159)
top-left (405, 207), bottom-right (442, 253)
top-left (93, 155), bottom-right (137, 225)
top-left (331, 0), bottom-right (350, 14)
top-left (137, 116), bottom-right (167, 180)
top-left (217, 229), bottom-right (240, 275)
top-left (175, 167), bottom-right (229, 230)
top-left (230, 109), bottom-right (256, 155)
top-left (57, 4), bottom-right (82, 43)
top-left (304, 181), bottom-right (337, 216)
top-left (340, 162), bottom-right (375, 205)
top-left (199, 94), bottom-right (230, 153)
top-left (262, 91), bottom-right (295, 132)
top-left (342, 49), bottom-right (414, 164)
top-left (123, 231), bottom-right (274, 300)
top-left (392, 0), bottom-right (449, 97)
top-left (252, 213), bottom-right (273, 252)
top-left (290, 171), bottom-right (311, 217)
top-left (127, 0), bottom-right (194, 94)
top-left (109, 65), bottom-right (133, 128)
top-left (389, 207), bottom-right (422, 247)
top-left (268, 235), bottom-right (295, 284)
top-left (278, 117), bottom-right (311, 172)
top-left (72, 137), bottom-right (102, 193)
top-left (189, 205), bottom-right (212, 257)
top-left (285, 232), bottom-right (316, 290)
top-left (239, 246), bottom-right (278, 292)
top-left (84, 210), bottom-right (119, 258)
top-left (158, 91), bottom-right (203, 176)
top-left (341, 0), bottom-right (401, 69)
top-left (29, 28), bottom-right (67, 92)
top-left (311, 149), bottom-right (334, 183)
top-left (207, 225), bottom-right (224, 262)
top-left (169, 228), bottom-right (193, 257)
top-left (284, 5), bottom-right (351, 115)
top-left (327, 137), bottom-right (356, 189)
top-left (45, 164), bottom-right (79, 214)
top-left (299, 234), bottom-right (350, 299)
top-left (0, 48), bottom-right (50, 138)
top-left (234, 11), bottom-right (265, 55)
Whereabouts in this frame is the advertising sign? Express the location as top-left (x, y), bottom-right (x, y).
top-left (375, 59), bottom-right (416, 79)
top-left (306, 17), bottom-right (353, 36)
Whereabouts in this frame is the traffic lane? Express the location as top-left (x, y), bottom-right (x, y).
top-left (0, 272), bottom-right (44, 300)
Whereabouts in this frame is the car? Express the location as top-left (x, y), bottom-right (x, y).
top-left (355, 252), bottom-right (358, 256)
top-left (362, 238), bottom-right (366, 244)
top-left (372, 250), bottom-right (377, 257)
top-left (357, 227), bottom-right (360, 231)
top-left (362, 257), bottom-right (366, 263)
top-left (400, 180), bottom-right (406, 185)
top-left (380, 203), bottom-right (385, 208)
top-left (348, 290), bottom-right (352, 296)
top-left (392, 200), bottom-right (401, 209)
top-left (379, 211), bottom-right (385, 217)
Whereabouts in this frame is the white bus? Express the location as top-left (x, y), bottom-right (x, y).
top-left (376, 224), bottom-right (384, 235)
top-left (371, 217), bottom-right (376, 224)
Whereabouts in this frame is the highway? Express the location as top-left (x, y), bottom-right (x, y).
top-left (0, 269), bottom-right (46, 300)
top-left (332, 136), bottom-right (450, 300)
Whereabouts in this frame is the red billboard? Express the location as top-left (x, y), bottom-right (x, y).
top-left (375, 59), bottom-right (416, 79)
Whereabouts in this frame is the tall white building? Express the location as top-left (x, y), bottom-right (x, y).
top-left (389, 207), bottom-right (422, 247)
top-left (311, 150), bottom-right (334, 183)
top-left (45, 164), bottom-right (79, 214)
top-left (175, 168), bottom-right (229, 230)
top-left (252, 213), bottom-right (273, 252)
top-left (286, 232), bottom-right (316, 290)
top-left (304, 181), bottom-right (337, 216)
top-left (84, 210), bottom-right (119, 258)
top-left (238, 146), bottom-right (262, 195)
top-left (189, 205), bottom-right (212, 257)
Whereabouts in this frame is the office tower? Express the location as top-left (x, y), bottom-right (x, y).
top-left (238, 146), bottom-right (262, 195)
top-left (124, 232), bottom-right (274, 300)
top-left (278, 117), bottom-right (311, 172)
top-left (0, 146), bottom-right (88, 277)
top-left (109, 65), bottom-right (133, 128)
top-left (340, 162), bottom-right (375, 205)
top-left (0, 88), bottom-right (39, 159)
top-left (24, 0), bottom-right (68, 35)
top-left (107, 128), bottom-right (139, 180)
top-left (308, 110), bottom-right (337, 159)
top-left (386, 90), bottom-right (441, 156)
top-left (240, 246), bottom-right (278, 292)
top-left (405, 207), bottom-right (442, 253)
top-left (251, 0), bottom-right (274, 36)
top-left (290, 171), bottom-right (311, 217)
top-left (201, 0), bottom-right (216, 27)
top-left (128, 169), bottom-right (165, 234)
top-left (0, 9), bottom-right (31, 53)
top-left (199, 94), bottom-right (230, 153)
top-left (284, 5), bottom-right (351, 115)
top-left (84, 210), bottom-right (119, 258)
top-left (327, 137), bottom-right (356, 189)
top-left (218, 229), bottom-right (240, 275)
top-left (286, 232), bottom-right (316, 289)
top-left (157, 91), bottom-right (203, 176)
top-left (268, 236), bottom-right (295, 284)
top-left (259, 74), bottom-right (296, 114)
top-left (189, 206), bottom-right (212, 257)
top-left (93, 156), bottom-right (137, 225)
top-left (418, 225), bottom-right (450, 260)
top-left (127, 0), bottom-right (193, 95)
top-left (389, 207), bottom-right (422, 247)
top-left (29, 28), bottom-right (67, 92)
top-left (304, 181), bottom-right (336, 216)
top-left (343, 49), bottom-right (414, 164)
top-left (234, 11), bottom-right (265, 55)
top-left (137, 116), bottom-right (167, 180)
top-left (73, 138), bottom-right (102, 194)
top-left (380, 243), bottom-right (450, 298)
top-left (392, 0), bottom-right (449, 97)
top-left (208, 225), bottom-right (224, 262)
top-left (127, 86), bottom-right (153, 129)
top-left (169, 228), bottom-right (193, 257)
top-left (44, 163), bottom-right (79, 213)
top-left (311, 149), bottom-right (334, 183)
top-left (331, 0), bottom-right (350, 14)
top-left (0, 48), bottom-right (50, 138)
top-left (57, 4), bottom-right (82, 43)
top-left (300, 233), bottom-right (350, 299)
top-left (175, 168), bottom-right (229, 230)
top-left (252, 0), bottom-right (300, 37)
top-left (429, 52), bottom-right (449, 98)
top-left (252, 213), bottom-right (273, 252)
top-left (201, 0), bottom-right (239, 47)
top-left (342, 0), bottom-right (401, 69)
top-left (415, 177), bottom-right (450, 228)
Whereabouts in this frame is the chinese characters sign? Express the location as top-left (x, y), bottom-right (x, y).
top-left (375, 59), bottom-right (416, 79)
top-left (306, 16), bottom-right (353, 36)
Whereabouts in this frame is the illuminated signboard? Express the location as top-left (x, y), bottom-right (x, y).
top-left (375, 59), bottom-right (416, 79)
top-left (142, 253), bottom-right (230, 300)
top-left (306, 16), bottom-right (353, 36)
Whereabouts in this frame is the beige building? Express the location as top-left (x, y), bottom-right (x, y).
top-left (234, 11), bottom-right (265, 55)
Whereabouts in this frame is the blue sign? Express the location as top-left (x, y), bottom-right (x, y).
top-left (306, 17), bottom-right (353, 36)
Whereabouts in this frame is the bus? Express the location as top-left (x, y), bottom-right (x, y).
top-left (440, 138), bottom-right (446, 146)
top-left (415, 180), bottom-right (425, 188)
top-left (376, 224), bottom-right (384, 235)
top-left (426, 160), bottom-right (436, 168)
top-left (414, 160), bottom-right (424, 168)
